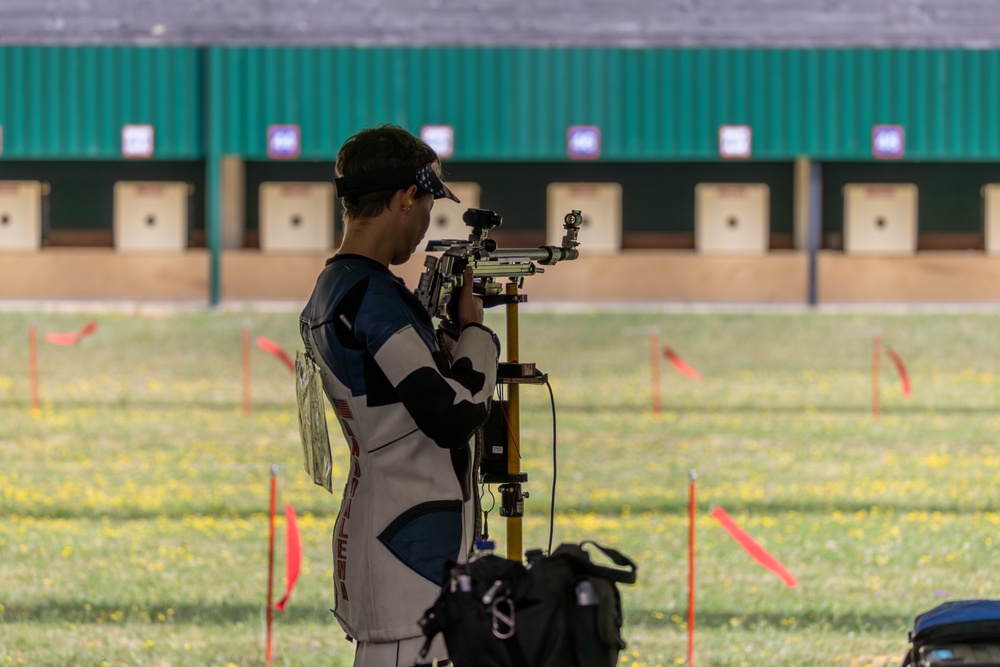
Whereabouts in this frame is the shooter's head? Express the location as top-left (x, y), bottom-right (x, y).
top-left (334, 124), bottom-right (459, 225)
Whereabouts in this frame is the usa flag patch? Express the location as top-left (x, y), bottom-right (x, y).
top-left (334, 399), bottom-right (353, 420)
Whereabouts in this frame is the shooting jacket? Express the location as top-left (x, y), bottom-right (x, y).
top-left (299, 254), bottom-right (499, 643)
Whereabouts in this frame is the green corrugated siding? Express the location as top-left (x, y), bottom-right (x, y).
top-left (207, 47), bottom-right (1000, 161)
top-left (0, 46), bottom-right (202, 159)
top-left (3, 46), bottom-right (1000, 161)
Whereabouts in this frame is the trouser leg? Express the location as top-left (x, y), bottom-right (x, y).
top-left (353, 634), bottom-right (449, 667)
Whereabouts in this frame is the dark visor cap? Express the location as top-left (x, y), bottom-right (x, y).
top-left (334, 165), bottom-right (460, 203)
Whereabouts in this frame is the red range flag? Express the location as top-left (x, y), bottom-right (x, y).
top-left (710, 507), bottom-right (798, 588)
top-left (664, 347), bottom-right (702, 381)
top-left (45, 321), bottom-right (98, 346)
top-left (885, 346), bottom-right (912, 397)
top-left (275, 504), bottom-right (302, 611)
top-left (256, 336), bottom-right (295, 373)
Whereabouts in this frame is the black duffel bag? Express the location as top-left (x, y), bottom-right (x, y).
top-left (901, 599), bottom-right (1000, 667)
top-left (418, 541), bottom-right (637, 667)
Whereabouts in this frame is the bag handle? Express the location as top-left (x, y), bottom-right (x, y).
top-left (556, 541), bottom-right (637, 585)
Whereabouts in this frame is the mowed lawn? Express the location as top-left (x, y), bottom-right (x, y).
top-left (2, 307), bottom-right (1000, 667)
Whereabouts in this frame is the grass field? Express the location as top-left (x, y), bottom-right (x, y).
top-left (2, 306), bottom-right (1000, 667)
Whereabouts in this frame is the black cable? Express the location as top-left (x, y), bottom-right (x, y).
top-left (477, 383), bottom-right (504, 544)
top-left (545, 379), bottom-right (557, 555)
top-left (479, 484), bottom-right (496, 542)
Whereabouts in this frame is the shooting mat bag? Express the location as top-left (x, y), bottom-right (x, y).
top-left (418, 541), bottom-right (636, 667)
top-left (902, 600), bottom-right (1000, 667)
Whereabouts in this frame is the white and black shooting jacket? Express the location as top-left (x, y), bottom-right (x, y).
top-left (299, 254), bottom-right (499, 643)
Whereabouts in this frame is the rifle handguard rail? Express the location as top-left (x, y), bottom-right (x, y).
top-left (414, 208), bottom-right (583, 320)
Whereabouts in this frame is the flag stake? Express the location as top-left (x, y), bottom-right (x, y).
top-left (687, 469), bottom-right (697, 666)
top-left (29, 322), bottom-right (39, 415)
top-left (649, 331), bottom-right (661, 419)
top-left (243, 324), bottom-right (252, 417)
top-left (266, 465), bottom-right (278, 666)
top-left (872, 330), bottom-right (881, 419)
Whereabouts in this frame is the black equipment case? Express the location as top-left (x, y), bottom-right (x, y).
top-left (902, 600), bottom-right (1000, 667)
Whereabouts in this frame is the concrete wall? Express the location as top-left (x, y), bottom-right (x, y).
top-left (818, 253), bottom-right (1000, 302)
top-left (4, 0), bottom-right (1000, 47)
top-left (0, 249), bottom-right (810, 302)
top-left (0, 250), bottom-right (210, 299)
top-left (11, 248), bottom-right (1000, 304)
top-left (220, 251), bottom-right (1000, 304)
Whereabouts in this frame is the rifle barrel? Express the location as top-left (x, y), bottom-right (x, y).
top-left (471, 261), bottom-right (537, 278)
top-left (487, 246), bottom-right (579, 264)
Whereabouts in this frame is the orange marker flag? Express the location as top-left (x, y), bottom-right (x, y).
top-left (275, 504), bottom-right (302, 611)
top-left (885, 346), bottom-right (912, 397)
top-left (710, 507), bottom-right (797, 588)
top-left (664, 347), bottom-right (702, 381)
top-left (256, 336), bottom-right (296, 373)
top-left (45, 321), bottom-right (97, 346)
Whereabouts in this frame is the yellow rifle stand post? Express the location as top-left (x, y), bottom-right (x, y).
top-left (495, 280), bottom-right (548, 561)
top-left (504, 281), bottom-right (523, 561)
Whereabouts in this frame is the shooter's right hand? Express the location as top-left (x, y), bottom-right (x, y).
top-left (455, 267), bottom-right (484, 328)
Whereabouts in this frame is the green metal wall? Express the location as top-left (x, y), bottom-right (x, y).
top-left (4, 46), bottom-right (1000, 161)
top-left (0, 46), bottom-right (202, 159)
top-left (206, 47), bottom-right (1000, 161)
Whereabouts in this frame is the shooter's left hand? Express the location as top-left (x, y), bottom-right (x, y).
top-left (454, 267), bottom-right (484, 328)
